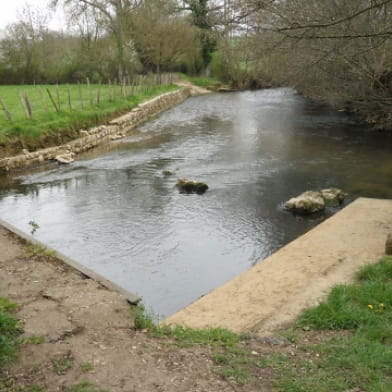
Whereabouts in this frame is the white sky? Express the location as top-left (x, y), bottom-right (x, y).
top-left (0, 0), bottom-right (66, 31)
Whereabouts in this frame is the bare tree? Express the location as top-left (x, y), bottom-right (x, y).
top-left (133, 0), bottom-right (200, 74)
top-left (226, 0), bottom-right (392, 128)
top-left (1, 5), bottom-right (51, 83)
top-left (52, 0), bottom-right (141, 80)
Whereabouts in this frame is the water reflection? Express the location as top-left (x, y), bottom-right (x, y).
top-left (0, 88), bottom-right (391, 316)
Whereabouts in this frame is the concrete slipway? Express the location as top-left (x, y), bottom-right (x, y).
top-left (165, 197), bottom-right (392, 334)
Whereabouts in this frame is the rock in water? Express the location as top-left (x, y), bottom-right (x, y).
top-left (176, 179), bottom-right (208, 195)
top-left (162, 170), bottom-right (175, 176)
top-left (285, 188), bottom-right (347, 214)
top-left (320, 188), bottom-right (346, 207)
top-left (386, 234), bottom-right (392, 255)
top-left (110, 134), bottom-right (125, 141)
top-left (55, 153), bottom-right (74, 164)
top-left (285, 191), bottom-right (325, 214)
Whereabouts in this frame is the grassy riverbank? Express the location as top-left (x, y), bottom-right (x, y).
top-left (0, 83), bottom-right (178, 157)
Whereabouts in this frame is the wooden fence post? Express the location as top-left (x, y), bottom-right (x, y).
top-left (108, 80), bottom-right (113, 101)
top-left (87, 77), bottom-right (93, 106)
top-left (24, 93), bottom-right (33, 119)
top-left (46, 88), bottom-right (60, 112)
top-left (0, 97), bottom-right (13, 122)
top-left (96, 81), bottom-right (102, 104)
top-left (56, 85), bottom-right (61, 111)
top-left (78, 82), bottom-right (84, 110)
top-left (19, 92), bottom-right (32, 119)
top-left (67, 87), bottom-right (73, 110)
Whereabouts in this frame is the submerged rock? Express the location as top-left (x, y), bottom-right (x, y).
top-left (285, 191), bottom-right (325, 214)
top-left (285, 188), bottom-right (346, 214)
top-left (110, 133), bottom-right (125, 141)
top-left (320, 188), bottom-right (346, 207)
top-left (162, 170), bottom-right (175, 176)
top-left (176, 178), bottom-right (208, 195)
top-left (55, 153), bottom-right (74, 164)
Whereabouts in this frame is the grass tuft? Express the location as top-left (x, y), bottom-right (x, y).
top-left (22, 335), bottom-right (46, 345)
top-left (356, 256), bottom-right (392, 283)
top-left (22, 244), bottom-right (56, 259)
top-left (134, 304), bottom-right (240, 347)
top-left (68, 382), bottom-right (107, 392)
top-left (25, 385), bottom-right (44, 392)
top-left (0, 298), bottom-right (22, 369)
top-left (0, 297), bottom-right (19, 313)
top-left (218, 366), bottom-right (250, 386)
top-left (79, 362), bottom-right (94, 373)
top-left (51, 352), bottom-right (74, 375)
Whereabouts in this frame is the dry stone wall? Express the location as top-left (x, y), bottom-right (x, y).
top-left (0, 88), bottom-right (190, 173)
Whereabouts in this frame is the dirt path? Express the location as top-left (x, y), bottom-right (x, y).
top-left (174, 80), bottom-right (212, 96)
top-left (165, 198), bottom-right (392, 333)
top-left (0, 225), bottom-right (291, 392)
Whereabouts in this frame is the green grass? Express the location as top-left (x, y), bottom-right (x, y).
top-left (0, 298), bottom-right (22, 370)
top-left (273, 256), bottom-right (392, 392)
top-left (22, 335), bottom-right (45, 345)
top-left (24, 385), bottom-right (44, 392)
top-left (134, 304), bottom-right (240, 348)
top-left (22, 244), bottom-right (56, 259)
top-left (79, 362), bottom-right (94, 373)
top-left (24, 384), bottom-right (45, 392)
top-left (134, 303), bottom-right (251, 385)
top-left (0, 83), bottom-right (178, 150)
top-left (51, 352), bottom-right (74, 375)
top-left (218, 366), bottom-right (250, 386)
top-left (0, 298), bottom-right (19, 313)
top-left (67, 382), bottom-right (107, 392)
top-left (179, 73), bottom-right (222, 90)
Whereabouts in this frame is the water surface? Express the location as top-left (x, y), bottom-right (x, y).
top-left (0, 88), bottom-right (391, 316)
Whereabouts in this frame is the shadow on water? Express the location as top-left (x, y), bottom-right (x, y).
top-left (0, 88), bottom-right (391, 317)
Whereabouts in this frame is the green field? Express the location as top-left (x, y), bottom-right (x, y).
top-left (0, 82), bottom-right (178, 152)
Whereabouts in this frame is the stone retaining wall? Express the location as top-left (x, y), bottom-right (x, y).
top-left (0, 87), bottom-right (190, 173)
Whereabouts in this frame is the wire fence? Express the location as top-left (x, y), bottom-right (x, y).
top-left (0, 73), bottom-right (175, 123)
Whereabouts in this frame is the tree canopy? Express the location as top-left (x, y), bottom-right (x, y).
top-left (0, 0), bottom-right (390, 128)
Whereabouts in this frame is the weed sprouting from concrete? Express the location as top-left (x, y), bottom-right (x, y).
top-left (28, 221), bottom-right (40, 235)
top-left (22, 244), bottom-right (56, 259)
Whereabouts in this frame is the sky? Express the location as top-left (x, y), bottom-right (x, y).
top-left (0, 0), bottom-right (66, 31)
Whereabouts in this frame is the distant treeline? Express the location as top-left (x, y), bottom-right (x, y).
top-left (0, 1), bottom-right (207, 85)
top-left (0, 0), bottom-right (391, 129)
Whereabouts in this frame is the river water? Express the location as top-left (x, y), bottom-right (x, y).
top-left (0, 88), bottom-right (391, 317)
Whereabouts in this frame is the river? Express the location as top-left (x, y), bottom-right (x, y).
top-left (0, 88), bottom-right (391, 317)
